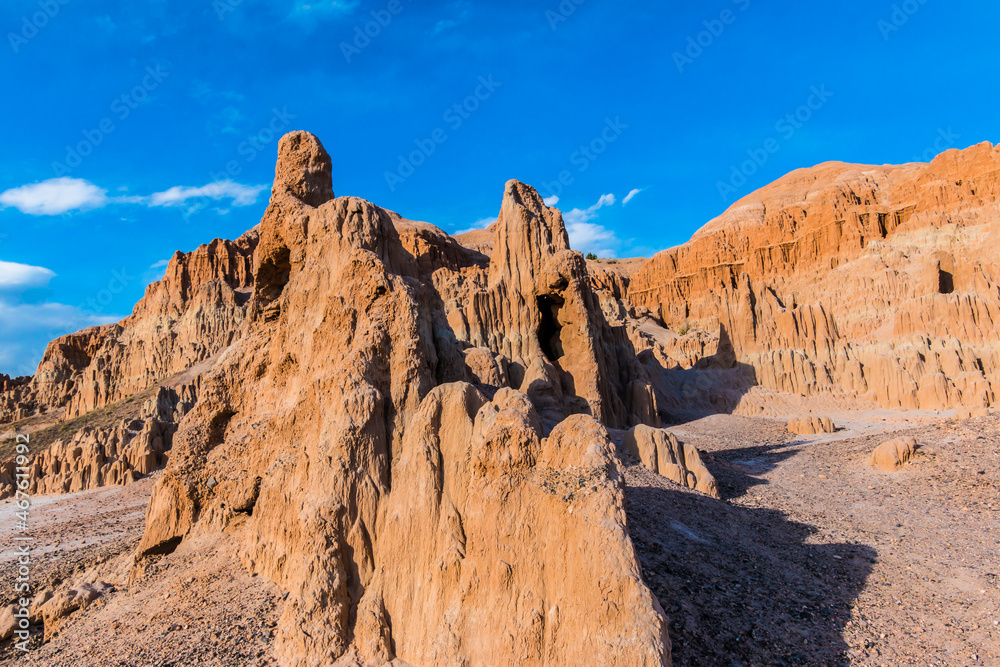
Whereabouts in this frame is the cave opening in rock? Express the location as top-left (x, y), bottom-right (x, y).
top-left (256, 246), bottom-right (292, 303)
top-left (938, 269), bottom-right (954, 294)
top-left (537, 295), bottom-right (565, 362)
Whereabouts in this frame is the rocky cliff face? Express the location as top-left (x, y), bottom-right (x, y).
top-left (629, 142), bottom-right (1000, 411)
top-left (0, 233), bottom-right (255, 425)
top-left (130, 132), bottom-right (671, 666)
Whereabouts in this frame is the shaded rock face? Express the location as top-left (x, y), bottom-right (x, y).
top-left (629, 142), bottom-right (1000, 411)
top-left (134, 133), bottom-right (670, 666)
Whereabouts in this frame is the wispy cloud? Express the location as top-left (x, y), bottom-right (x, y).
top-left (622, 188), bottom-right (643, 205)
top-left (456, 216), bottom-right (497, 235)
top-left (543, 195), bottom-right (560, 206)
top-left (0, 178), bottom-right (267, 216)
top-left (432, 1), bottom-right (471, 34)
top-left (0, 261), bottom-right (56, 290)
top-left (287, 0), bottom-right (359, 21)
top-left (143, 258), bottom-right (172, 285)
top-left (0, 178), bottom-right (108, 215)
top-left (563, 193), bottom-right (615, 226)
top-left (150, 181), bottom-right (267, 209)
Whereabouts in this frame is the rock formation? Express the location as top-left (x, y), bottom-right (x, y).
top-left (0, 234), bottom-right (254, 424)
top-left (8, 129), bottom-right (1000, 665)
top-left (869, 437), bottom-right (917, 472)
top-left (26, 419), bottom-right (174, 496)
top-left (787, 416), bottom-right (837, 435)
top-left (128, 132), bottom-right (670, 666)
top-left (629, 142), bottom-right (1000, 411)
top-left (622, 425), bottom-right (719, 498)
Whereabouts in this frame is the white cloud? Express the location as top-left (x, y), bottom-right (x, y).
top-left (562, 194), bottom-right (621, 258)
top-left (623, 188), bottom-right (643, 205)
top-left (0, 300), bottom-right (118, 334)
top-left (0, 178), bottom-right (267, 217)
top-left (455, 216), bottom-right (497, 235)
top-left (543, 195), bottom-right (560, 207)
top-left (0, 178), bottom-right (108, 215)
top-left (0, 261), bottom-right (56, 290)
top-left (566, 222), bottom-right (618, 256)
top-left (563, 193), bottom-right (615, 227)
top-left (150, 181), bottom-right (267, 209)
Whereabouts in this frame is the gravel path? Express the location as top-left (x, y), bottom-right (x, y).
top-left (627, 412), bottom-right (1000, 667)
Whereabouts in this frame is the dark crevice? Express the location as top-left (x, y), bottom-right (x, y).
top-left (140, 535), bottom-right (183, 558)
top-left (207, 410), bottom-right (236, 449)
top-left (537, 295), bottom-right (565, 362)
top-left (938, 269), bottom-right (954, 295)
top-left (255, 246), bottom-right (291, 320)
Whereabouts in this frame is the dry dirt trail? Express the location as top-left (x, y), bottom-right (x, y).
top-left (625, 411), bottom-right (1000, 667)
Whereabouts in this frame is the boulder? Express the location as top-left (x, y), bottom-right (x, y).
top-left (787, 416), bottom-right (837, 435)
top-left (36, 582), bottom-right (113, 639)
top-left (869, 437), bottom-right (918, 472)
top-left (956, 405), bottom-right (991, 419)
top-left (623, 425), bottom-right (719, 498)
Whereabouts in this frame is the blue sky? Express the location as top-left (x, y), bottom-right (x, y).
top-left (0, 0), bottom-right (997, 376)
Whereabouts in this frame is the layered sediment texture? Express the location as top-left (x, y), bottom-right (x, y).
top-left (629, 143), bottom-right (1000, 410)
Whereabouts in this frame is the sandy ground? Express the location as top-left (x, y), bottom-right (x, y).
top-left (0, 475), bottom-right (283, 667)
top-left (626, 411), bottom-right (1000, 667)
top-left (1, 410), bottom-right (997, 666)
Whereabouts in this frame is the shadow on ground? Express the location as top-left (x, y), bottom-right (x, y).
top-left (626, 460), bottom-right (875, 667)
top-left (702, 442), bottom-right (804, 501)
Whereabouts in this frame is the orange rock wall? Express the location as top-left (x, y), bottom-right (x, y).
top-left (629, 142), bottom-right (1000, 410)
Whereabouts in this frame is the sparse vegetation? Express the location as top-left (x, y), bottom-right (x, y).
top-left (585, 252), bottom-right (598, 261)
top-left (0, 389), bottom-right (154, 460)
top-left (678, 322), bottom-right (691, 336)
